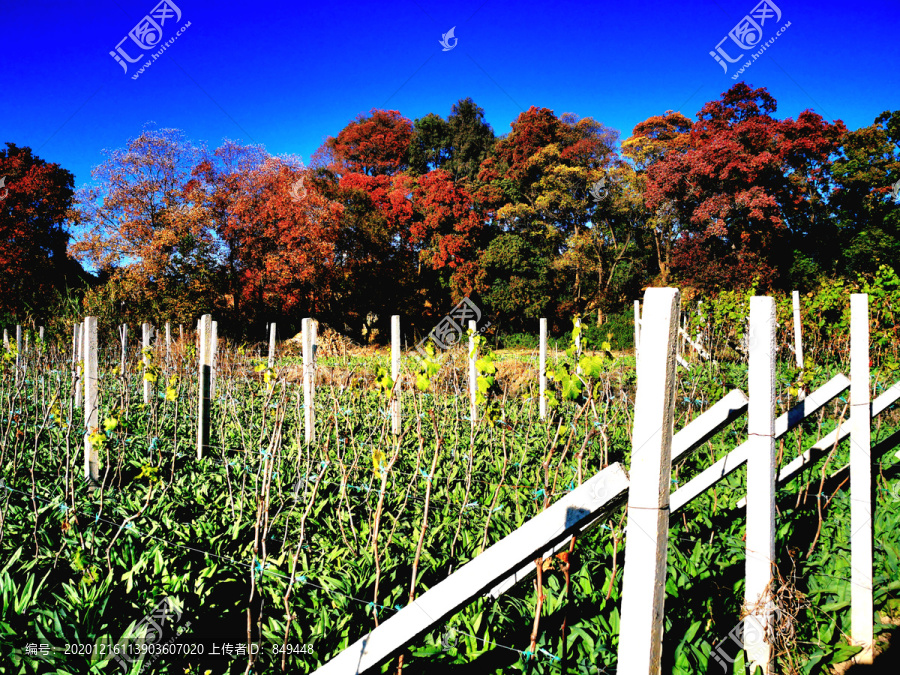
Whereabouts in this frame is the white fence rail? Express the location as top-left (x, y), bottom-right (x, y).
top-left (313, 287), bottom-right (895, 673)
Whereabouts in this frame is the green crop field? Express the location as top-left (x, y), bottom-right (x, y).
top-left (1, 301), bottom-right (899, 675)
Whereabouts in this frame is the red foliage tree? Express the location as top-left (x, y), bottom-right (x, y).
top-left (323, 109), bottom-right (414, 176)
top-left (0, 143), bottom-right (78, 317)
top-left (411, 169), bottom-right (486, 298)
top-left (644, 83), bottom-right (846, 291)
top-left (222, 159), bottom-right (343, 318)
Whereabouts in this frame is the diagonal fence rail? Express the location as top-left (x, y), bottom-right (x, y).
top-left (315, 288), bottom-right (900, 674)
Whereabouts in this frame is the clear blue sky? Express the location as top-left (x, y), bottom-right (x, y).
top-left (1, 0), bottom-right (898, 191)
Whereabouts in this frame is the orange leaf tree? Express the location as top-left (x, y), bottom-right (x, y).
top-left (71, 127), bottom-right (221, 324)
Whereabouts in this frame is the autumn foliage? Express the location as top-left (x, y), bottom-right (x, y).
top-left (1, 86), bottom-right (896, 339)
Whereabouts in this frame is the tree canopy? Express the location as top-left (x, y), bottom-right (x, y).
top-left (2, 88), bottom-right (896, 339)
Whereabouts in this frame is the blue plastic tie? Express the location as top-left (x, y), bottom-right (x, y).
top-left (539, 648), bottom-right (560, 662)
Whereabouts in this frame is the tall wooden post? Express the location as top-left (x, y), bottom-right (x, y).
top-left (616, 288), bottom-right (680, 675)
top-left (695, 301), bottom-right (703, 354)
top-left (119, 324), bottom-right (127, 378)
top-left (74, 323), bottom-right (83, 410)
top-left (165, 322), bottom-right (172, 375)
top-left (302, 318), bottom-right (315, 444)
top-left (539, 318), bottom-right (547, 420)
top-left (574, 316), bottom-right (581, 355)
top-left (268, 322), bottom-right (276, 370)
top-left (210, 321), bottom-right (218, 399)
top-left (792, 291), bottom-right (803, 369)
top-left (142, 323), bottom-right (152, 404)
top-left (2, 329), bottom-right (7, 350)
top-left (745, 296), bottom-right (777, 674)
top-left (468, 320), bottom-right (477, 426)
top-left (83, 317), bottom-right (99, 484)
top-left (391, 315), bottom-right (401, 434)
top-left (311, 320), bottom-right (318, 400)
top-left (196, 314), bottom-right (212, 459)
top-left (574, 315), bottom-right (582, 375)
top-left (15, 325), bottom-right (21, 385)
top-left (38, 326), bottom-right (44, 343)
top-left (634, 300), bottom-right (641, 366)
top-left (850, 294), bottom-right (873, 664)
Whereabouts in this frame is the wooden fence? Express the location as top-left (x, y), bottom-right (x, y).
top-left (311, 288), bottom-right (896, 674)
top-left (47, 289), bottom-right (896, 673)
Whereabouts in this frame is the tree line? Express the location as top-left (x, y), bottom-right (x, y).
top-left (1, 83), bottom-right (897, 341)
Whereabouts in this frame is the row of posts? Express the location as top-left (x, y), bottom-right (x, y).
top-left (72, 312), bottom-right (565, 484)
top-left (633, 290), bottom-right (807, 371)
top-left (618, 291), bottom-right (874, 673)
top-left (3, 325), bottom-right (44, 386)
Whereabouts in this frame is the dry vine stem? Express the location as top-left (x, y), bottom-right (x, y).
top-left (395, 411), bottom-right (442, 674)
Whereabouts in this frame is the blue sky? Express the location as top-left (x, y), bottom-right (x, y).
top-left (1, 0), bottom-right (898, 191)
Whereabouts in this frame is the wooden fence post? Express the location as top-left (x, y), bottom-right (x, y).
top-left (311, 320), bottom-right (317, 400)
top-left (539, 318), bottom-right (547, 420)
top-left (196, 314), bottom-right (212, 459)
top-left (119, 324), bottom-right (127, 378)
top-left (850, 293), bottom-right (873, 664)
top-left (268, 322), bottom-right (276, 370)
top-left (574, 315), bottom-right (581, 355)
top-left (165, 322), bottom-right (171, 375)
top-left (617, 287), bottom-right (680, 675)
top-left (302, 318), bottom-right (315, 444)
top-left (792, 291), bottom-right (804, 369)
top-left (15, 325), bottom-right (21, 385)
top-left (634, 300), bottom-right (641, 366)
top-left (468, 320), bottom-right (477, 426)
top-left (391, 315), bottom-right (400, 434)
top-left (745, 296), bottom-right (777, 674)
top-left (74, 323), bottom-right (83, 410)
top-left (142, 323), bottom-right (152, 405)
top-left (574, 315), bottom-right (582, 375)
top-left (210, 321), bottom-right (218, 399)
top-left (83, 316), bottom-right (99, 484)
